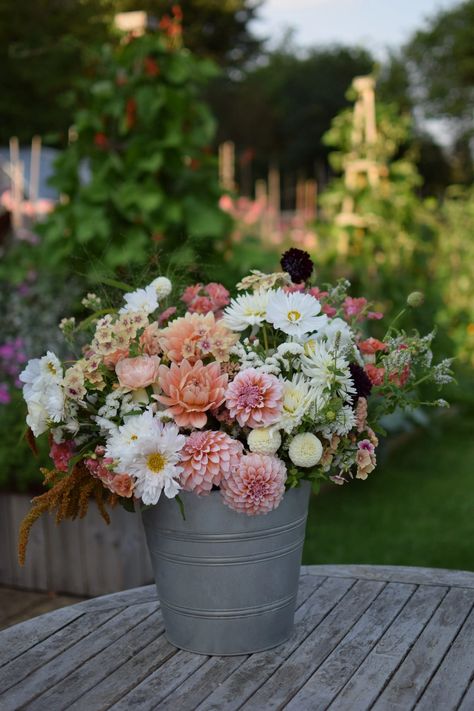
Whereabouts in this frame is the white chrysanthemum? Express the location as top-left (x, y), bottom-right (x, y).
top-left (247, 427), bottom-right (282, 455)
top-left (312, 318), bottom-right (354, 352)
top-left (301, 343), bottom-right (356, 404)
top-left (151, 276), bottom-right (172, 299)
top-left (279, 374), bottom-right (315, 434)
top-left (289, 433), bottom-right (323, 468)
top-left (266, 289), bottom-right (327, 337)
top-left (119, 284), bottom-right (159, 315)
top-left (20, 352), bottom-right (65, 436)
top-left (319, 405), bottom-right (357, 437)
top-left (223, 291), bottom-right (269, 331)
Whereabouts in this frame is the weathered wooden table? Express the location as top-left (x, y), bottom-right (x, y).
top-left (1, 564), bottom-right (473, 710)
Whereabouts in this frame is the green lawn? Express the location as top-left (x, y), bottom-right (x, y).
top-left (303, 410), bottom-right (474, 571)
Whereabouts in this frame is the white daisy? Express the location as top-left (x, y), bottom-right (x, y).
top-left (119, 284), bottom-right (159, 315)
top-left (266, 289), bottom-right (327, 337)
top-left (279, 373), bottom-right (315, 434)
top-left (223, 291), bottom-right (269, 331)
top-left (104, 412), bottom-right (149, 464)
top-left (301, 342), bottom-right (356, 404)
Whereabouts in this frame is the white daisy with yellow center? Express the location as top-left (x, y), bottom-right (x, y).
top-left (266, 289), bottom-right (327, 337)
top-left (279, 374), bottom-right (315, 434)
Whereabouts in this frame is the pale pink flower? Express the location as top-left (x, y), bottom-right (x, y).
top-left (180, 430), bottom-right (243, 494)
top-left (356, 439), bottom-right (376, 480)
top-left (159, 312), bottom-right (237, 363)
top-left (189, 296), bottom-right (215, 314)
top-left (205, 283), bottom-right (230, 309)
top-left (182, 284), bottom-right (202, 305)
top-left (85, 451), bottom-right (134, 498)
top-left (50, 440), bottom-right (75, 472)
top-left (155, 359), bottom-right (228, 428)
top-left (368, 311), bottom-right (384, 320)
top-left (103, 348), bottom-right (130, 368)
top-left (343, 297), bottom-right (368, 321)
top-left (225, 368), bottom-right (283, 428)
top-left (115, 355), bottom-right (160, 389)
top-left (140, 322), bottom-right (162, 355)
top-left (221, 453), bottom-right (287, 515)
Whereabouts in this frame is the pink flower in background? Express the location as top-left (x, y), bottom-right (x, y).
top-left (343, 297), bottom-right (368, 321)
top-left (158, 306), bottom-right (177, 326)
top-left (359, 338), bottom-right (388, 356)
top-left (221, 453), bottom-right (287, 515)
top-left (180, 430), bottom-right (243, 494)
top-left (156, 359), bottom-right (228, 428)
top-left (308, 287), bottom-right (329, 300)
top-left (367, 311), bottom-right (384, 320)
top-left (225, 368), bottom-right (283, 428)
top-left (189, 296), bottom-right (214, 314)
top-left (205, 283), bottom-right (230, 309)
top-left (0, 384), bottom-right (11, 404)
top-left (365, 364), bottom-right (386, 386)
top-left (181, 282), bottom-right (230, 316)
top-left (115, 355), bottom-right (160, 389)
top-left (50, 440), bottom-right (76, 472)
top-left (182, 284), bottom-right (202, 305)
top-left (321, 303), bottom-right (337, 318)
top-left (283, 284), bottom-right (305, 293)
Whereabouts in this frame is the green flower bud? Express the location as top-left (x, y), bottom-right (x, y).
top-left (407, 291), bottom-right (425, 308)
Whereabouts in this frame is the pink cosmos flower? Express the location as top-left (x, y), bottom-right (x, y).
top-left (50, 440), bottom-right (76, 472)
top-left (156, 359), bottom-right (228, 428)
top-left (115, 355), bottom-right (160, 389)
top-left (180, 430), bottom-right (243, 495)
top-left (225, 368), bottom-right (283, 428)
top-left (221, 453), bottom-right (287, 515)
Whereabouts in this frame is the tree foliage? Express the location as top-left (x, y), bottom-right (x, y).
top-left (37, 25), bottom-right (230, 279)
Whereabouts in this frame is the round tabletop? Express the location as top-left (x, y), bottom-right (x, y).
top-left (1, 564), bottom-right (473, 710)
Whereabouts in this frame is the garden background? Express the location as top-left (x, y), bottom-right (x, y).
top-left (0, 0), bottom-right (473, 592)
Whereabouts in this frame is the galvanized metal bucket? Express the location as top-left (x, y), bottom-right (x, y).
top-left (142, 481), bottom-right (311, 655)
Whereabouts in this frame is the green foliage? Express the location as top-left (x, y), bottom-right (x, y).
top-left (317, 99), bottom-right (444, 343)
top-left (38, 28), bottom-right (231, 281)
top-left (0, 391), bottom-right (45, 493)
top-left (303, 409), bottom-right (474, 570)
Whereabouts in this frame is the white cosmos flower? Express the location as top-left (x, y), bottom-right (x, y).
top-left (119, 284), bottom-right (159, 315)
top-left (20, 352), bottom-right (65, 436)
top-left (105, 409), bottom-right (185, 505)
top-left (301, 343), bottom-right (356, 405)
top-left (223, 290), bottom-right (269, 331)
top-left (306, 318), bottom-right (354, 353)
top-left (266, 289), bottom-right (327, 337)
top-left (279, 373), bottom-right (315, 434)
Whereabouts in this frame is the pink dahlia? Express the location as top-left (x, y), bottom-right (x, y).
top-left (225, 368), bottom-right (283, 428)
top-left (155, 359), bottom-right (228, 428)
top-left (180, 430), bottom-right (243, 495)
top-left (221, 453), bottom-right (287, 515)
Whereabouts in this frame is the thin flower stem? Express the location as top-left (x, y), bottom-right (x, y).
top-left (383, 308), bottom-right (407, 339)
top-left (262, 324), bottom-right (270, 355)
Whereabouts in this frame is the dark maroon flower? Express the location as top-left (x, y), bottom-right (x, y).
top-left (349, 362), bottom-right (372, 401)
top-left (280, 248), bottom-right (314, 284)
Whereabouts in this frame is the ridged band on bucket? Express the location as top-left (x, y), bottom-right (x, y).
top-left (142, 481), bottom-right (311, 655)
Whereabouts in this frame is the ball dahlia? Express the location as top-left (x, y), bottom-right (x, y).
top-left (180, 430), bottom-right (243, 495)
top-left (225, 368), bottom-right (283, 428)
top-left (221, 453), bottom-right (287, 515)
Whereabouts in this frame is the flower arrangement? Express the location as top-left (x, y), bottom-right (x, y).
top-left (18, 250), bottom-right (453, 563)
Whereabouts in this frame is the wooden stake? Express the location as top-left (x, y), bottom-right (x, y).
top-left (9, 137), bottom-right (23, 230)
top-left (29, 135), bottom-right (41, 212)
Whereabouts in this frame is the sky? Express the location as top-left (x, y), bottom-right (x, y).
top-left (255, 0), bottom-right (461, 56)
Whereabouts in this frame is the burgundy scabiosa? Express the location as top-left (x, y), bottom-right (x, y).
top-left (280, 248), bottom-right (314, 283)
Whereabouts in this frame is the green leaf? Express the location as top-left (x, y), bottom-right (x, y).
top-left (98, 277), bottom-right (133, 292)
top-left (175, 495), bottom-right (186, 521)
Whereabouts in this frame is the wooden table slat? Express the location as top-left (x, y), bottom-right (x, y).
top-left (372, 586), bottom-right (474, 710)
top-left (0, 603), bottom-right (152, 711)
top-left (1, 565), bottom-right (473, 711)
top-left (285, 582), bottom-right (417, 711)
top-left (326, 583), bottom-right (449, 711)
top-left (194, 576), bottom-right (355, 711)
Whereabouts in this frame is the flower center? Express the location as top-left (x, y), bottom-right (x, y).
top-left (287, 310), bottom-right (301, 322)
top-left (47, 362), bottom-right (57, 375)
top-left (147, 452), bottom-right (166, 473)
top-left (237, 384), bottom-right (263, 409)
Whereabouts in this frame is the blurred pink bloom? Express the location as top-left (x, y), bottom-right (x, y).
top-left (158, 306), bottom-right (177, 326)
top-left (140, 322), bottom-right (162, 354)
top-left (322, 303), bottom-right (337, 317)
top-left (221, 453), bottom-right (287, 515)
top-left (180, 430), bottom-right (243, 495)
top-left (343, 297), bottom-right (368, 321)
top-left (50, 440), bottom-right (76, 473)
top-left (0, 384), bottom-right (11, 404)
top-left (367, 311), bottom-right (384, 320)
top-left (225, 368), bottom-right (283, 428)
top-left (182, 284), bottom-right (202, 305)
top-left (85, 450), bottom-right (134, 498)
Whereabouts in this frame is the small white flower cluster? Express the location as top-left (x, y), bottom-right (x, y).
top-left (432, 359), bottom-right (454, 385)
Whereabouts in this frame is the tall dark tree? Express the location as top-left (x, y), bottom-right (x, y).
top-left (0, 0), bottom-right (114, 143)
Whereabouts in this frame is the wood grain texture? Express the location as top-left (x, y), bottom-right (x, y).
top-left (1, 565), bottom-right (473, 711)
